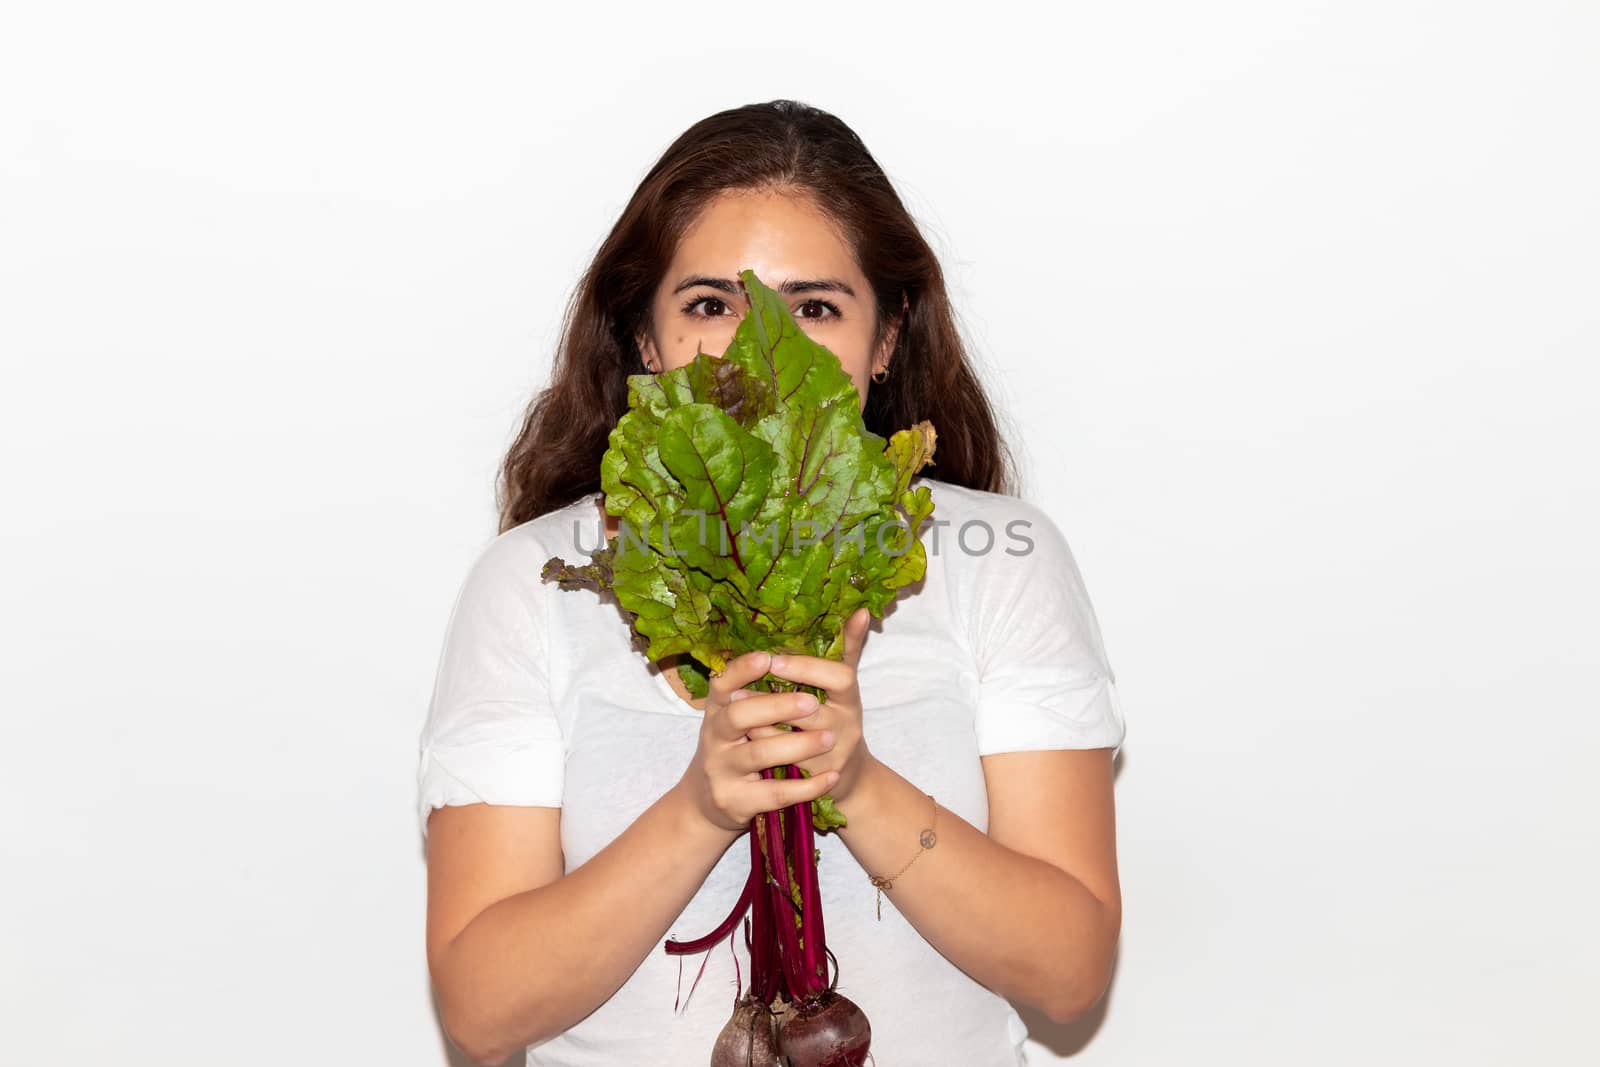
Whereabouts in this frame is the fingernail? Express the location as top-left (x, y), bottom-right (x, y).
top-left (795, 693), bottom-right (818, 711)
top-left (771, 654), bottom-right (787, 669)
top-left (819, 730), bottom-right (835, 746)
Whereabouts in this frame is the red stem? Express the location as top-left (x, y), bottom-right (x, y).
top-left (663, 858), bottom-right (757, 955)
top-left (758, 769), bottom-right (808, 999)
top-left (747, 822), bottom-right (780, 1004)
top-left (658, 760), bottom-right (831, 1008)
top-left (787, 763), bottom-right (828, 994)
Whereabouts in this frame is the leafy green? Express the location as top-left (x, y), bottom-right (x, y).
top-left (542, 269), bottom-right (937, 831)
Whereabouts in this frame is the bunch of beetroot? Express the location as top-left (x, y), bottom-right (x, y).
top-left (667, 761), bottom-right (872, 1067)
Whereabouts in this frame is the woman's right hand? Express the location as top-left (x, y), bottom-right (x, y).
top-left (677, 650), bottom-right (840, 833)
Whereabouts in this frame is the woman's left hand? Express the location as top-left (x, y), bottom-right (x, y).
top-left (736, 606), bottom-right (879, 809)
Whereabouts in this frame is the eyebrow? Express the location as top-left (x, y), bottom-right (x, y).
top-left (671, 275), bottom-right (858, 299)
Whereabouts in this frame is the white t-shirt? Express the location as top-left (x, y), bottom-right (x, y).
top-left (416, 475), bottom-right (1126, 1066)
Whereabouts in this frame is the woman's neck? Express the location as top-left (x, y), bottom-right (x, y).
top-left (596, 493), bottom-right (619, 539)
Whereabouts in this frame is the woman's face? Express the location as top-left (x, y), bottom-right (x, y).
top-left (636, 188), bottom-right (898, 412)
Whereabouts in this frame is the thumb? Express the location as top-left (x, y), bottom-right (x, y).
top-left (842, 606), bottom-right (872, 670)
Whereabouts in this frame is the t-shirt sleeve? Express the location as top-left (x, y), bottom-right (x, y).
top-left (967, 500), bottom-right (1127, 758)
top-left (416, 531), bottom-right (565, 842)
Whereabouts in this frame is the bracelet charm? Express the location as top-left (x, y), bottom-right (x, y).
top-left (866, 794), bottom-right (939, 921)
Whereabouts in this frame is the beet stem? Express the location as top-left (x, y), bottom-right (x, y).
top-left (663, 853), bottom-right (758, 955)
top-left (758, 769), bottom-right (809, 999)
top-left (747, 826), bottom-right (780, 1004)
top-left (787, 762), bottom-right (828, 995)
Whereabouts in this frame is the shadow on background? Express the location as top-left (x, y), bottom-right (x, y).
top-left (1012, 943), bottom-right (1121, 1060)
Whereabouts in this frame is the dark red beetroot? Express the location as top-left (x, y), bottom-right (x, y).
top-left (711, 994), bottom-right (782, 1067)
top-left (775, 988), bottom-right (872, 1067)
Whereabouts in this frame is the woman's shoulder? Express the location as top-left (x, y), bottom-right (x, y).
top-left (458, 492), bottom-right (606, 595)
top-left (915, 475), bottom-right (1073, 573)
top-left (917, 474), bottom-right (1052, 524)
top-left (502, 491), bottom-right (606, 552)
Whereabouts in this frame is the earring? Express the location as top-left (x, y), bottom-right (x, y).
top-left (871, 364), bottom-right (889, 384)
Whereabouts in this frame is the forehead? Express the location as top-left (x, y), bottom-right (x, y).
top-left (667, 189), bottom-right (861, 282)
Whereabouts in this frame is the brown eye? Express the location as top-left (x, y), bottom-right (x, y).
top-left (797, 299), bottom-right (842, 321)
top-left (682, 296), bottom-right (729, 318)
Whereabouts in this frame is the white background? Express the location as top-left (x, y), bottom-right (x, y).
top-left (3, 2), bottom-right (1595, 1063)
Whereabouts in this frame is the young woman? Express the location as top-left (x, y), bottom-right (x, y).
top-left (417, 99), bottom-right (1127, 1066)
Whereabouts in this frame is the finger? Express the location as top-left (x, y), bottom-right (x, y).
top-left (735, 728), bottom-right (835, 776)
top-left (728, 689), bottom-right (820, 736)
top-left (729, 688), bottom-right (798, 735)
top-left (743, 698), bottom-right (833, 738)
top-left (749, 769), bottom-right (838, 815)
top-left (766, 650), bottom-right (852, 694)
top-left (745, 722), bottom-right (803, 740)
top-left (842, 606), bottom-right (872, 671)
top-left (707, 651), bottom-right (772, 710)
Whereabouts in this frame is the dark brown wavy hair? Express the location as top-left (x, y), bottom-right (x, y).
top-left (496, 98), bottom-right (1017, 534)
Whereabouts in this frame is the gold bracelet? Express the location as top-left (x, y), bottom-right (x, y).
top-left (866, 793), bottom-right (938, 921)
